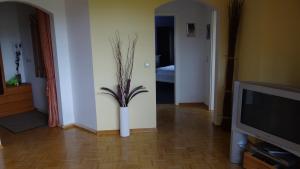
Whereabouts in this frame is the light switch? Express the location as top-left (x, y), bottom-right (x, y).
top-left (144, 63), bottom-right (150, 68)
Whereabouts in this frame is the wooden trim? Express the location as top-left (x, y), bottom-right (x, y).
top-left (179, 102), bottom-right (209, 110)
top-left (96, 130), bottom-right (119, 136)
top-left (62, 123), bottom-right (97, 134)
top-left (63, 124), bottom-right (157, 136)
top-left (179, 102), bottom-right (202, 106)
top-left (97, 128), bottom-right (157, 136)
top-left (131, 128), bottom-right (157, 133)
top-left (61, 124), bottom-right (76, 130)
top-left (74, 123), bottom-right (97, 134)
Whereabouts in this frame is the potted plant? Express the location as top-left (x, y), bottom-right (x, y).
top-left (101, 33), bottom-right (148, 137)
top-left (15, 43), bottom-right (22, 85)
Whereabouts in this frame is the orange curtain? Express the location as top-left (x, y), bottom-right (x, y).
top-left (37, 10), bottom-right (59, 127)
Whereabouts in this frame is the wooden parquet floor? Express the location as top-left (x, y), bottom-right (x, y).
top-left (0, 105), bottom-right (242, 169)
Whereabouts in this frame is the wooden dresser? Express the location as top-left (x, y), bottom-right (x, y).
top-left (0, 84), bottom-right (34, 118)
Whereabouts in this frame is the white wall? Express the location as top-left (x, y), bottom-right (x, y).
top-left (66, 0), bottom-right (97, 131)
top-left (156, 0), bottom-right (211, 105)
top-left (0, 0), bottom-right (75, 125)
top-left (0, 3), bottom-right (26, 82)
top-left (17, 3), bottom-right (48, 113)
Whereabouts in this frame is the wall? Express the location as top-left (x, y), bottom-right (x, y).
top-left (17, 3), bottom-right (48, 113)
top-left (89, 1), bottom-right (159, 131)
top-left (66, 0), bottom-right (97, 131)
top-left (0, 0), bottom-right (75, 125)
top-left (0, 0), bottom-right (229, 129)
top-left (237, 0), bottom-right (300, 87)
top-left (156, 0), bottom-right (212, 105)
top-left (89, 0), bottom-right (229, 130)
top-left (0, 3), bottom-right (26, 82)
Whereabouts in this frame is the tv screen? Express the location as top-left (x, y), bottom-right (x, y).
top-left (241, 89), bottom-right (300, 145)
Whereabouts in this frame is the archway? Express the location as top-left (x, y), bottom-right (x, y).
top-left (155, 0), bottom-right (218, 120)
top-left (0, 0), bottom-right (75, 128)
top-left (1, 0), bottom-right (76, 127)
top-left (0, 1), bottom-right (60, 128)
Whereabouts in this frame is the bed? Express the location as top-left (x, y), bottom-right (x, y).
top-left (156, 65), bottom-right (175, 83)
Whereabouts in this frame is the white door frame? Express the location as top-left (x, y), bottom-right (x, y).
top-left (209, 9), bottom-right (217, 112)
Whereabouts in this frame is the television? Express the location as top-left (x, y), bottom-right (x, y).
top-left (231, 81), bottom-right (300, 162)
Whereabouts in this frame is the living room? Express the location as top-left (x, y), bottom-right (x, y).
top-left (0, 0), bottom-right (299, 168)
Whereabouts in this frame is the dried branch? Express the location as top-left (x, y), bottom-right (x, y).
top-left (102, 32), bottom-right (147, 107)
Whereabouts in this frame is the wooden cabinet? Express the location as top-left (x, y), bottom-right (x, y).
top-left (0, 47), bottom-right (34, 117)
top-left (0, 84), bottom-right (34, 117)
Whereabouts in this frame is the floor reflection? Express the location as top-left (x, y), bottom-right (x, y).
top-left (0, 104), bottom-right (241, 169)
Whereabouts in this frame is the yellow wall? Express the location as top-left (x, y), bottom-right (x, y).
top-left (237, 0), bottom-right (300, 87)
top-left (88, 0), bottom-right (229, 130)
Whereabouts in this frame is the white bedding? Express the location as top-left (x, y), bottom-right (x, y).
top-left (156, 65), bottom-right (175, 83)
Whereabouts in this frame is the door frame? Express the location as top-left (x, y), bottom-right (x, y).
top-left (0, 47), bottom-right (5, 95)
top-left (209, 9), bottom-right (217, 112)
top-left (155, 15), bottom-right (176, 104)
top-left (0, 0), bottom-right (75, 125)
top-left (155, 10), bottom-right (218, 113)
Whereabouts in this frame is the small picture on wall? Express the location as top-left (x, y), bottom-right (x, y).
top-left (186, 23), bottom-right (196, 37)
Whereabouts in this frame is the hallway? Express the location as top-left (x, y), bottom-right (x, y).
top-left (0, 105), bottom-right (241, 169)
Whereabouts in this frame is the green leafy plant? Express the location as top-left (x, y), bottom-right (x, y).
top-left (6, 75), bottom-right (19, 86)
top-left (101, 33), bottom-right (148, 107)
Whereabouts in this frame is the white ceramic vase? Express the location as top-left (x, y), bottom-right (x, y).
top-left (120, 107), bottom-right (130, 137)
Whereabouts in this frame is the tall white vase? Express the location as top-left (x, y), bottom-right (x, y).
top-left (120, 107), bottom-right (130, 137)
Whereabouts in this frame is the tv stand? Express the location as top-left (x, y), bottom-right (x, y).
top-left (230, 129), bottom-right (300, 168)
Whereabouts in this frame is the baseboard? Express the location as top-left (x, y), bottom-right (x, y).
top-left (62, 123), bottom-right (97, 134)
top-left (179, 102), bottom-right (209, 110)
top-left (96, 130), bottom-right (119, 136)
top-left (61, 124), bottom-right (76, 129)
top-left (62, 124), bottom-right (157, 136)
top-left (97, 128), bottom-right (157, 136)
top-left (74, 123), bottom-right (97, 134)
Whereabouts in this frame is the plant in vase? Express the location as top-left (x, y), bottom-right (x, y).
top-left (15, 43), bottom-right (22, 85)
top-left (101, 33), bottom-right (148, 137)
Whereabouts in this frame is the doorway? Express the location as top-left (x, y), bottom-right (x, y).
top-left (155, 16), bottom-right (175, 104)
top-left (0, 2), bottom-right (59, 132)
top-left (155, 0), bottom-right (218, 119)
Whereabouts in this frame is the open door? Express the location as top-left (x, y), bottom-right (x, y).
top-left (0, 47), bottom-right (5, 95)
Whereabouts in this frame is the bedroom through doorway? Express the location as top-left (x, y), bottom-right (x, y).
top-left (155, 16), bottom-right (175, 104)
top-left (155, 0), bottom-right (217, 113)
